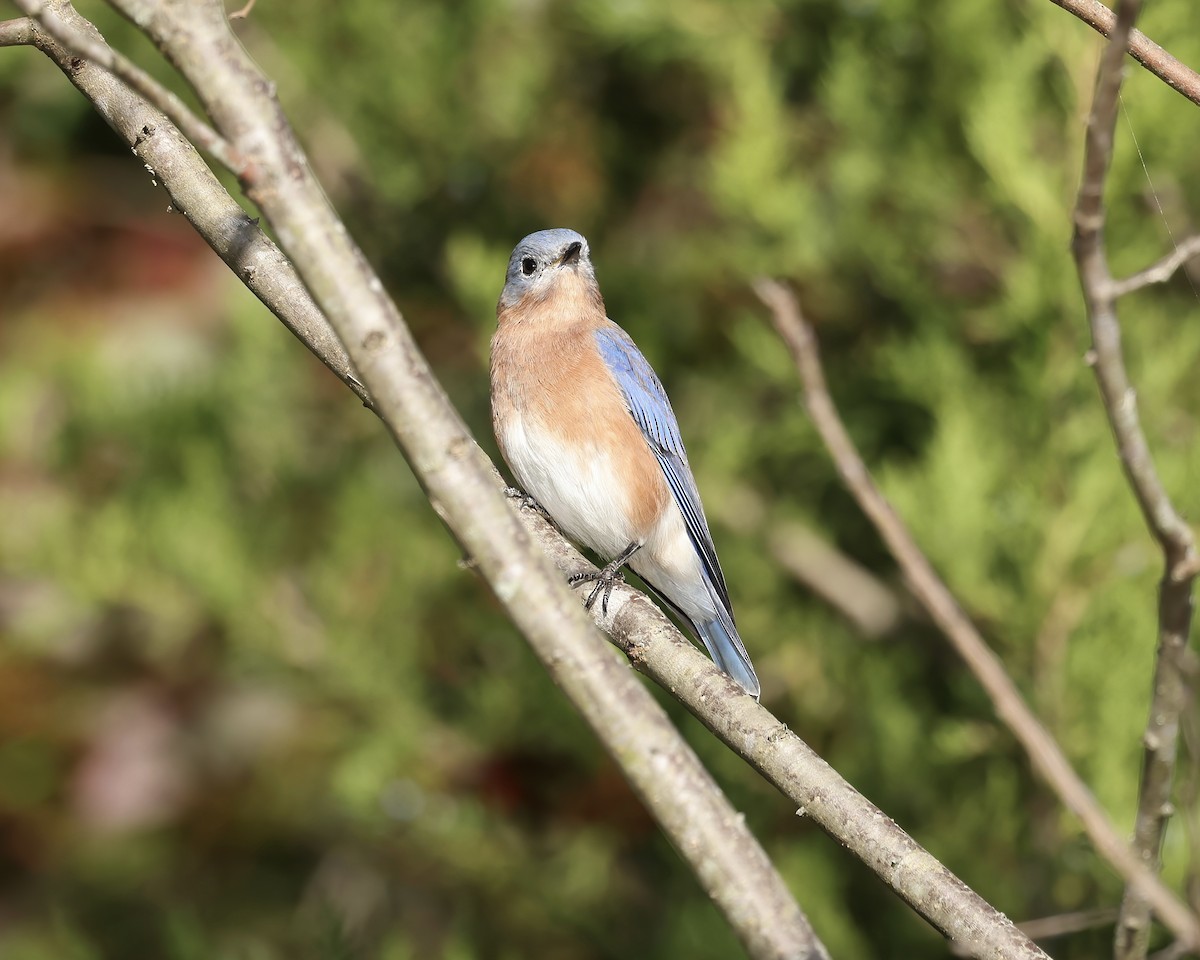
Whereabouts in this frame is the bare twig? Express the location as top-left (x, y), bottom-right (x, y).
top-left (754, 278), bottom-right (1200, 952)
top-left (767, 523), bottom-right (904, 638)
top-left (0, 17), bottom-right (368, 406)
top-left (1148, 941), bottom-right (1196, 960)
top-left (12, 3), bottom-right (827, 958)
top-left (1048, 0), bottom-right (1200, 109)
top-left (709, 486), bottom-right (904, 639)
top-left (0, 17), bottom-right (34, 45)
top-left (1111, 234), bottom-right (1200, 298)
top-left (227, 0), bottom-right (257, 20)
top-left (1069, 2), bottom-right (1200, 958)
top-left (1019, 907), bottom-right (1122, 942)
top-left (3, 5), bottom-right (1058, 956)
top-left (14, 0), bottom-right (245, 177)
top-left (951, 908), bottom-right (1121, 955)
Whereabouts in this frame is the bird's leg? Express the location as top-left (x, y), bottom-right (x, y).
top-left (569, 541), bottom-right (642, 615)
top-left (504, 485), bottom-right (551, 520)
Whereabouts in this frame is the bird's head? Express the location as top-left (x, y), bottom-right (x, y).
top-left (498, 228), bottom-right (598, 314)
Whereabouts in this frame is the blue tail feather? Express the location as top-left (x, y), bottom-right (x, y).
top-left (696, 618), bottom-right (760, 699)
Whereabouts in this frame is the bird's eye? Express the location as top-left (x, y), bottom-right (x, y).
top-left (521, 257), bottom-right (537, 276)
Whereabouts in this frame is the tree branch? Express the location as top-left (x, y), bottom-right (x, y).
top-left (19, 0), bottom-right (244, 176)
top-left (515, 500), bottom-right (1052, 960)
top-left (1069, 2), bottom-right (1200, 957)
top-left (3, 3), bottom-right (1063, 956)
top-left (1048, 0), bottom-right (1200, 109)
top-left (0, 15), bottom-right (369, 407)
top-left (754, 278), bottom-right (1200, 953)
top-left (7, 2), bottom-right (826, 957)
top-left (0, 16), bottom-right (34, 45)
top-left (1111, 234), bottom-right (1200, 299)
top-left (708, 487), bottom-right (905, 639)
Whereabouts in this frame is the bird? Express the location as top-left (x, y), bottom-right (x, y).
top-left (489, 228), bottom-right (760, 698)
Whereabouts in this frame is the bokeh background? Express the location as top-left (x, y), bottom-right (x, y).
top-left (1, 0), bottom-right (1199, 956)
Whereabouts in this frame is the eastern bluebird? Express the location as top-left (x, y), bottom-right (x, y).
top-left (490, 229), bottom-right (760, 698)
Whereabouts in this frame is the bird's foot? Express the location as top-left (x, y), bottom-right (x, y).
top-left (568, 542), bottom-right (641, 615)
top-left (569, 565), bottom-right (627, 615)
top-left (504, 485), bottom-right (550, 520)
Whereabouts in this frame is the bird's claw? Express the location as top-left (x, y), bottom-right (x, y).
top-left (569, 565), bottom-right (626, 616)
top-left (504, 486), bottom-right (551, 519)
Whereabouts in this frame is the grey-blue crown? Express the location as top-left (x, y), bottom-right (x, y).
top-left (499, 228), bottom-right (593, 307)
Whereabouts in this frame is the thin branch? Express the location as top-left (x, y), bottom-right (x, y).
top-left (1048, 0), bottom-right (1200, 109)
top-left (13, 0), bottom-right (245, 177)
top-left (227, 0), bottom-right (257, 20)
top-left (30, 0), bottom-right (828, 955)
top-left (1070, 2), bottom-right (1200, 958)
top-left (1018, 908), bottom-right (1122, 942)
top-left (3, 5), bottom-right (1058, 956)
top-left (754, 278), bottom-right (1200, 953)
top-left (951, 908), bottom-right (1121, 955)
top-left (0, 17), bottom-right (34, 45)
top-left (708, 486), bottom-right (904, 639)
top-left (2, 12), bottom-right (368, 406)
top-left (1111, 234), bottom-right (1200, 298)
top-left (1148, 942), bottom-right (1196, 960)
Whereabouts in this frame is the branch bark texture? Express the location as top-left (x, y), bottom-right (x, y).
top-left (1110, 234), bottom-right (1200, 299)
top-left (7, 3), bottom-right (825, 958)
top-left (1069, 1), bottom-right (1200, 957)
top-left (754, 279), bottom-right (1200, 953)
top-left (1048, 0), bottom-right (1200, 108)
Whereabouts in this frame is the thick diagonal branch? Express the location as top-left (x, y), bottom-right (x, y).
top-left (755, 279), bottom-right (1200, 953)
top-left (1069, 2), bottom-right (1200, 958)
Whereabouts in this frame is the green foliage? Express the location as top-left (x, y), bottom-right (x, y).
top-left (2, 0), bottom-right (1199, 956)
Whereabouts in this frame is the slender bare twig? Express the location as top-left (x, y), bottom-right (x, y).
top-left (1111, 234), bottom-right (1200, 298)
top-left (2, 7), bottom-right (1058, 957)
top-left (1070, 2), bottom-right (1200, 958)
top-left (708, 487), bottom-right (904, 639)
top-left (951, 908), bottom-right (1122, 955)
top-left (0, 16), bottom-right (34, 44)
top-left (10, 4), bottom-right (827, 958)
top-left (1148, 941), bottom-right (1196, 960)
top-left (1048, 0), bottom-right (1200, 109)
top-left (767, 523), bottom-right (904, 638)
top-left (18, 1), bottom-right (244, 177)
top-left (1019, 908), bottom-right (1122, 942)
top-left (754, 278), bottom-right (1200, 952)
top-left (228, 0), bottom-right (257, 20)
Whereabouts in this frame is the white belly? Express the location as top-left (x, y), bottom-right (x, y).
top-left (500, 412), bottom-right (640, 559)
top-left (501, 410), bottom-right (717, 625)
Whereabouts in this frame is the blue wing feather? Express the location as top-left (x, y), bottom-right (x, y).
top-left (593, 324), bottom-right (733, 617)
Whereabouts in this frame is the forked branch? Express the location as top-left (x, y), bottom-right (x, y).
top-left (1069, 1), bottom-right (1199, 957)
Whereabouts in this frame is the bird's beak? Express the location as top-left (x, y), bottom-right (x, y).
top-left (558, 241), bottom-right (583, 266)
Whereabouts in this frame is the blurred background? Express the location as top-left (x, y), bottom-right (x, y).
top-left (1, 0), bottom-right (1199, 956)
